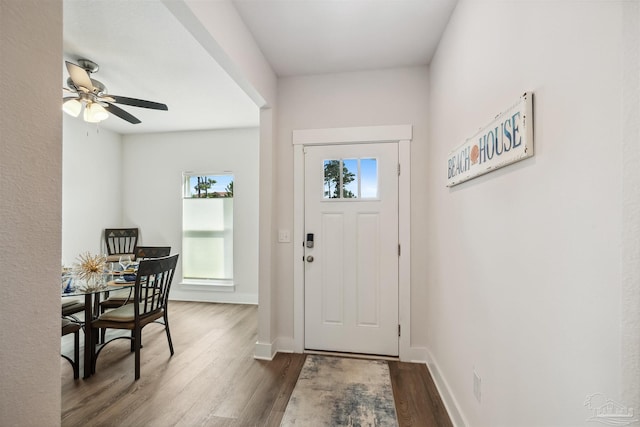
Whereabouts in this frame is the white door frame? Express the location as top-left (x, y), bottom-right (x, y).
top-left (292, 124), bottom-right (412, 360)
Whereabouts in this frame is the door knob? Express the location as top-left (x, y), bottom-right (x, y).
top-left (306, 255), bottom-right (314, 262)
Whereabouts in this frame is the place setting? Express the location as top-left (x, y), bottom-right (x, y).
top-left (107, 254), bottom-right (138, 286)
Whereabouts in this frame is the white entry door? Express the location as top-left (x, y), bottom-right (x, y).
top-left (304, 143), bottom-right (399, 356)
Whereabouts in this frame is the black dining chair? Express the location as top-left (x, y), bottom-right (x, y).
top-left (99, 246), bottom-right (172, 342)
top-left (62, 270), bottom-right (85, 323)
top-left (101, 246), bottom-right (172, 311)
top-left (134, 246), bottom-right (171, 261)
top-left (104, 228), bottom-right (139, 263)
top-left (62, 298), bottom-right (85, 322)
top-left (91, 254), bottom-right (179, 380)
top-left (61, 318), bottom-right (81, 379)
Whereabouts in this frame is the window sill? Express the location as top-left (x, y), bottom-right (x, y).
top-left (180, 279), bottom-right (235, 292)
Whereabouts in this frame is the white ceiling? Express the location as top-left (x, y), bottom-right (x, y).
top-left (63, 0), bottom-right (260, 135)
top-left (63, 0), bottom-right (457, 135)
top-left (232, 0), bottom-right (458, 77)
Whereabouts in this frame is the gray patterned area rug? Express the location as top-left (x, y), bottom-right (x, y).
top-left (280, 355), bottom-right (399, 426)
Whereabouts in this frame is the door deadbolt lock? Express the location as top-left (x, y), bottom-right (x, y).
top-left (306, 255), bottom-right (314, 262)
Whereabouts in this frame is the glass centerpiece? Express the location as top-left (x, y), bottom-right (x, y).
top-left (74, 252), bottom-right (108, 292)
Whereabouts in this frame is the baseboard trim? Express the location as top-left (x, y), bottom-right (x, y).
top-left (254, 341), bottom-right (275, 360)
top-left (274, 336), bottom-right (295, 353)
top-left (425, 351), bottom-right (469, 427)
top-left (169, 291), bottom-right (258, 305)
top-left (403, 345), bottom-right (429, 363)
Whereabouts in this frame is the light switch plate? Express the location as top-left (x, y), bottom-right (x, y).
top-left (278, 229), bottom-right (291, 243)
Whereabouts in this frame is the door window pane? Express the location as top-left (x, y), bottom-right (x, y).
top-left (342, 159), bottom-right (358, 199)
top-left (360, 158), bottom-right (378, 198)
top-left (322, 158), bottom-right (377, 200)
top-left (323, 160), bottom-right (340, 199)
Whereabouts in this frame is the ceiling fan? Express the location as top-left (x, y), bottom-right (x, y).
top-left (62, 58), bottom-right (168, 124)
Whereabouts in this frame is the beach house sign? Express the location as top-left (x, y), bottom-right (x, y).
top-left (447, 92), bottom-right (534, 187)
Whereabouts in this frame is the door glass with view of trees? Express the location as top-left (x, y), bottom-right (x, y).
top-left (323, 158), bottom-right (378, 199)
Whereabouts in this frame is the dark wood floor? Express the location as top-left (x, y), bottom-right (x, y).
top-left (61, 301), bottom-right (452, 426)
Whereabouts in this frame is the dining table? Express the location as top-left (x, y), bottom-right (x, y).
top-left (61, 273), bottom-right (135, 378)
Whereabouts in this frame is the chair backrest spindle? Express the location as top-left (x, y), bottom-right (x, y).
top-left (105, 228), bottom-right (139, 258)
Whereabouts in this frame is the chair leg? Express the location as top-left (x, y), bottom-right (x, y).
top-left (134, 327), bottom-right (142, 380)
top-left (73, 329), bottom-right (80, 379)
top-left (91, 326), bottom-right (96, 375)
top-left (164, 311), bottom-right (174, 356)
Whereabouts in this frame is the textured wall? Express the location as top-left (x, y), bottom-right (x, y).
top-left (621, 0), bottom-right (640, 415)
top-left (0, 0), bottom-right (63, 424)
top-left (427, 1), bottom-right (637, 425)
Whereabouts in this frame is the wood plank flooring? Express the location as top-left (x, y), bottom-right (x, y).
top-left (61, 301), bottom-right (452, 426)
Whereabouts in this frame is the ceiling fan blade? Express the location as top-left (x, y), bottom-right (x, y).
top-left (110, 95), bottom-right (168, 111)
top-left (104, 103), bottom-right (141, 124)
top-left (65, 61), bottom-right (94, 93)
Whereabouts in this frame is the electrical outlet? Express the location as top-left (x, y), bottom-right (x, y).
top-left (278, 229), bottom-right (291, 243)
top-left (473, 370), bottom-right (482, 403)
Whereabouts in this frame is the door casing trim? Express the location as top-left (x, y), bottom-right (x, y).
top-left (292, 125), bottom-right (412, 360)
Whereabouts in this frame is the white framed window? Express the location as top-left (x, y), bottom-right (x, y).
top-left (182, 173), bottom-right (234, 285)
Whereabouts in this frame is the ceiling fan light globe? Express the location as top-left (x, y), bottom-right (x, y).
top-left (84, 103), bottom-right (109, 123)
top-left (91, 103), bottom-right (109, 121)
top-left (62, 99), bottom-right (82, 117)
top-left (83, 108), bottom-right (99, 123)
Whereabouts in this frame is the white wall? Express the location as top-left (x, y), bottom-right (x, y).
top-left (62, 115), bottom-right (122, 263)
top-left (0, 0), bottom-right (62, 424)
top-left (122, 128), bottom-right (260, 304)
top-left (165, 0), bottom-right (279, 351)
top-left (275, 67), bottom-right (430, 348)
top-left (427, 1), bottom-right (639, 426)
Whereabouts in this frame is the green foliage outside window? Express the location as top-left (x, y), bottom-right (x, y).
top-left (189, 175), bottom-right (233, 198)
top-left (324, 160), bottom-right (356, 199)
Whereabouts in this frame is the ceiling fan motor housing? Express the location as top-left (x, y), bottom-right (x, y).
top-left (67, 77), bottom-right (107, 96)
top-left (77, 58), bottom-right (99, 74)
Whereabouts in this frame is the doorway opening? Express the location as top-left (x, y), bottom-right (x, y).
top-left (292, 125), bottom-right (412, 360)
